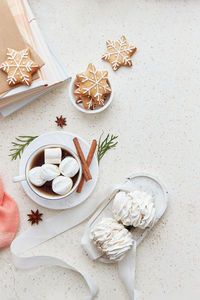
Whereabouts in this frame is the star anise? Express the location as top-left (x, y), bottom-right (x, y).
top-left (27, 209), bottom-right (43, 225)
top-left (55, 115), bottom-right (67, 128)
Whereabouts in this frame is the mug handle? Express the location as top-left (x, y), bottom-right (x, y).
top-left (13, 175), bottom-right (26, 183)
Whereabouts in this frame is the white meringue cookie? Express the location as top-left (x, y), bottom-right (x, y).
top-left (59, 156), bottom-right (79, 177)
top-left (52, 176), bottom-right (73, 195)
top-left (90, 217), bottom-right (133, 262)
top-left (40, 164), bottom-right (60, 181)
top-left (28, 167), bottom-right (46, 187)
top-left (112, 191), bottom-right (132, 225)
top-left (112, 190), bottom-right (156, 229)
top-left (45, 148), bottom-right (61, 164)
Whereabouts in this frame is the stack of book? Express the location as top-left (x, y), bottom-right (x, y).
top-left (0, 0), bottom-right (70, 117)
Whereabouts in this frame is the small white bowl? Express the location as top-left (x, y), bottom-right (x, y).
top-left (69, 76), bottom-right (113, 114)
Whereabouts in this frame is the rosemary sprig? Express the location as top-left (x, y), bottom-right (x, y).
top-left (9, 136), bottom-right (38, 160)
top-left (97, 133), bottom-right (118, 163)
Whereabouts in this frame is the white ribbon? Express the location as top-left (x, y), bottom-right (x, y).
top-left (10, 187), bottom-right (111, 300)
top-left (10, 182), bottom-right (148, 299)
top-left (81, 184), bottom-right (142, 300)
top-left (118, 242), bottom-right (141, 300)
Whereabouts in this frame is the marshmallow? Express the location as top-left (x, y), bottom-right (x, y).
top-left (40, 164), bottom-right (60, 181)
top-left (45, 148), bottom-right (62, 164)
top-left (59, 156), bottom-right (79, 177)
top-left (52, 176), bottom-right (73, 195)
top-left (28, 167), bottom-right (46, 187)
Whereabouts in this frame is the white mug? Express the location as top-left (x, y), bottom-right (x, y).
top-left (13, 144), bottom-right (82, 200)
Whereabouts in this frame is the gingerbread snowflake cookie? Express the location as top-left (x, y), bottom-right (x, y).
top-left (0, 48), bottom-right (40, 86)
top-left (102, 35), bottom-right (137, 71)
top-left (74, 63), bottom-right (111, 109)
top-left (76, 95), bottom-right (96, 110)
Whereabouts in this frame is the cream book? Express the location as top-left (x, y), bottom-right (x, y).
top-left (0, 0), bottom-right (45, 100)
top-left (0, 0), bottom-right (70, 116)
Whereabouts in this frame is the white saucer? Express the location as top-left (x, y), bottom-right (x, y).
top-left (18, 131), bottom-right (99, 210)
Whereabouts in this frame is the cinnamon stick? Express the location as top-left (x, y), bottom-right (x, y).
top-left (73, 137), bottom-right (92, 181)
top-left (77, 139), bottom-right (97, 193)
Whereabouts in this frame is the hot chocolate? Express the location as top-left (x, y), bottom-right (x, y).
top-left (29, 147), bottom-right (80, 196)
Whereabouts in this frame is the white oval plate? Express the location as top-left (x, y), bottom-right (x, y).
top-left (18, 131), bottom-right (99, 210)
top-left (82, 173), bottom-right (168, 263)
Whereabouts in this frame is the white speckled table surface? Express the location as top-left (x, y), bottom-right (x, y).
top-left (0, 0), bottom-right (200, 299)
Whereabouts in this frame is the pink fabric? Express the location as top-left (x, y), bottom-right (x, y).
top-left (0, 178), bottom-right (19, 248)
